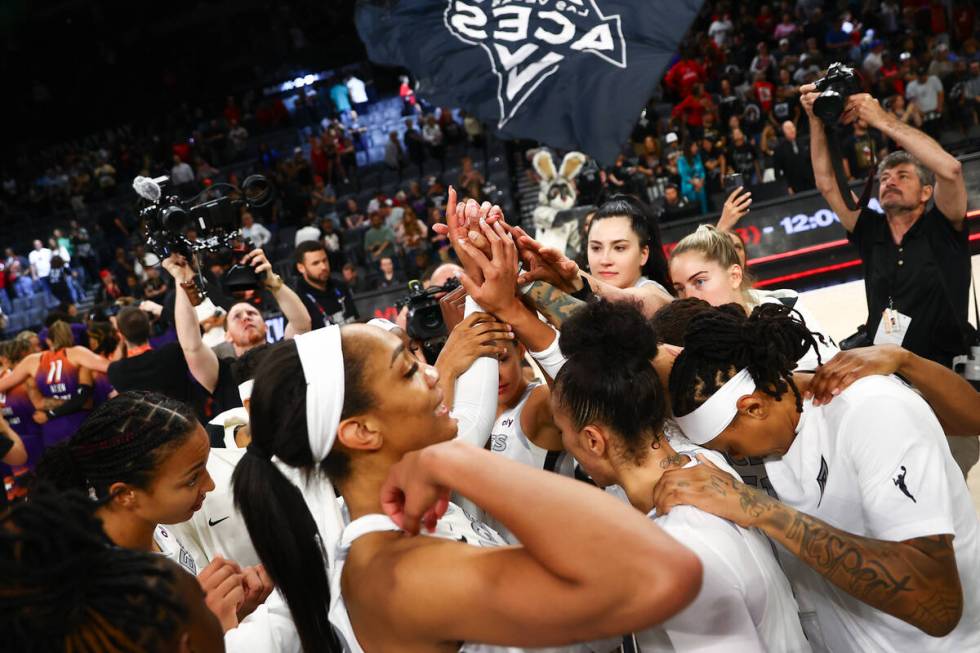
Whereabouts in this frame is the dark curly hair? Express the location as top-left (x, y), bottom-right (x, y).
top-left (669, 303), bottom-right (822, 418)
top-left (555, 299), bottom-right (666, 459)
top-left (650, 297), bottom-right (745, 346)
top-left (0, 489), bottom-right (188, 652)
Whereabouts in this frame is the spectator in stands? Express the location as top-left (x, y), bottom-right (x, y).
top-left (659, 183), bottom-right (696, 222)
top-left (671, 83), bottom-right (715, 140)
top-left (346, 74), bottom-right (369, 112)
top-left (320, 217), bottom-right (344, 270)
top-left (170, 155), bottom-right (195, 195)
top-left (384, 130), bottom-right (405, 181)
top-left (708, 10), bottom-right (733, 48)
top-left (96, 270), bottom-right (123, 304)
top-left (395, 207), bottom-right (428, 277)
top-left (47, 256), bottom-right (71, 304)
top-left (957, 60), bottom-right (980, 126)
top-left (142, 266), bottom-right (168, 301)
top-left (677, 141), bottom-right (708, 214)
top-left (458, 156), bottom-right (485, 203)
top-left (664, 48), bottom-right (706, 99)
top-left (341, 262), bottom-right (370, 294)
top-left (700, 135), bottom-right (726, 194)
top-left (726, 128), bottom-right (761, 185)
top-left (773, 121), bottom-right (815, 195)
top-left (28, 239), bottom-right (52, 293)
top-left (329, 78), bottom-right (352, 119)
top-left (906, 67), bottom-right (946, 139)
top-left (293, 241), bottom-right (358, 329)
top-left (772, 12), bottom-right (798, 41)
top-left (423, 114), bottom-right (446, 174)
top-left (373, 256), bottom-right (405, 290)
top-left (364, 211), bottom-right (397, 267)
top-left (294, 211), bottom-right (321, 247)
top-left (240, 210), bottom-right (271, 249)
top-left (844, 119), bottom-right (887, 181)
top-left (404, 119), bottom-right (426, 177)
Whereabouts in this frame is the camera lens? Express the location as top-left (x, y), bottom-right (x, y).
top-left (813, 90), bottom-right (844, 123)
top-left (160, 205), bottom-right (193, 233)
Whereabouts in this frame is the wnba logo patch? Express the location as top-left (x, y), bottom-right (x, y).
top-left (444, 0), bottom-right (626, 127)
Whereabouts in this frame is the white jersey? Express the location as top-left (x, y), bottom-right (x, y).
top-left (154, 524), bottom-right (198, 575)
top-left (763, 376), bottom-right (980, 652)
top-left (488, 383), bottom-right (574, 542)
top-left (170, 447), bottom-right (263, 571)
top-left (634, 276), bottom-right (670, 294)
top-left (747, 289), bottom-right (839, 371)
top-left (635, 443), bottom-right (810, 653)
top-left (329, 504), bottom-right (614, 653)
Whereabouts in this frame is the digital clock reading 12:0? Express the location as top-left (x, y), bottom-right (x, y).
top-left (779, 208), bottom-right (840, 235)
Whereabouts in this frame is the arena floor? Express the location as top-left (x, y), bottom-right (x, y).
top-left (799, 255), bottom-right (980, 517)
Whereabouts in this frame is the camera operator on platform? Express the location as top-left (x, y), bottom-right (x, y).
top-left (802, 80), bottom-right (975, 476)
top-left (292, 240), bottom-right (359, 330)
top-left (163, 248), bottom-right (312, 415)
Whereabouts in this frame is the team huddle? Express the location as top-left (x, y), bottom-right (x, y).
top-left (1, 179), bottom-right (977, 652)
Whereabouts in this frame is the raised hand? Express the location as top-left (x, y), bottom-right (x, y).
top-left (436, 312), bottom-right (513, 381)
top-left (511, 226), bottom-right (581, 294)
top-left (716, 186), bottom-right (753, 232)
top-left (457, 219), bottom-right (520, 315)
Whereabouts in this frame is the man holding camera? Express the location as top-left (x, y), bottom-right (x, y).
top-left (803, 83), bottom-right (975, 472)
top-left (163, 248), bottom-right (312, 415)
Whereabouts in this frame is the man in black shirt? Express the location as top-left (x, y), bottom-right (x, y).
top-left (803, 87), bottom-right (970, 368)
top-left (294, 241), bottom-right (359, 329)
top-left (163, 248), bottom-right (312, 416)
top-left (773, 121), bottom-right (816, 194)
top-left (108, 307), bottom-right (204, 416)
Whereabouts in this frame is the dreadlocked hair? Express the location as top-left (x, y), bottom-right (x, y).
top-left (650, 298), bottom-right (745, 346)
top-left (555, 299), bottom-right (667, 460)
top-left (34, 391), bottom-right (197, 500)
top-left (590, 194), bottom-right (673, 293)
top-left (233, 329), bottom-right (372, 653)
top-left (0, 489), bottom-right (188, 652)
top-left (669, 303), bottom-right (822, 418)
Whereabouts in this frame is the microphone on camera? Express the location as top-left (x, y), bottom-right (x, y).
top-left (132, 176), bottom-right (169, 202)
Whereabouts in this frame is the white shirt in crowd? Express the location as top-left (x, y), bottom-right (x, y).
top-left (637, 442), bottom-right (811, 653)
top-left (346, 76), bottom-right (368, 104)
top-left (171, 161), bottom-right (196, 185)
top-left (29, 247), bottom-right (52, 278)
top-left (708, 18), bottom-right (733, 47)
top-left (905, 75), bottom-right (944, 114)
top-left (242, 222), bottom-right (272, 249)
top-left (294, 225), bottom-right (321, 247)
top-left (764, 375), bottom-right (980, 652)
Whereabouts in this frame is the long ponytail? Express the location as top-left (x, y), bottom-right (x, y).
top-left (233, 335), bottom-right (370, 653)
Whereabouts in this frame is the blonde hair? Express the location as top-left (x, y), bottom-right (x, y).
top-left (670, 225), bottom-right (752, 292)
top-left (47, 321), bottom-right (75, 351)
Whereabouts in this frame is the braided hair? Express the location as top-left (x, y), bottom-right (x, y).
top-left (34, 391), bottom-right (197, 500)
top-left (0, 489), bottom-right (188, 652)
top-left (233, 333), bottom-right (372, 653)
top-left (589, 194), bottom-right (672, 292)
top-left (669, 303), bottom-right (822, 418)
top-left (555, 300), bottom-right (666, 459)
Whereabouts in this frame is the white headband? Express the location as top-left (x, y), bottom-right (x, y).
top-left (238, 379), bottom-right (255, 403)
top-left (673, 368), bottom-right (757, 445)
top-left (367, 318), bottom-right (400, 332)
top-left (294, 325), bottom-right (345, 462)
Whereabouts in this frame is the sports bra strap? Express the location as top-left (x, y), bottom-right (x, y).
top-left (340, 514), bottom-right (402, 552)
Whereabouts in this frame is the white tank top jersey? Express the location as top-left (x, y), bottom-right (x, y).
top-left (154, 524), bottom-right (198, 575)
top-left (329, 503), bottom-right (614, 653)
top-left (488, 383), bottom-right (575, 543)
top-left (634, 441), bottom-right (811, 653)
top-left (634, 276), bottom-right (670, 294)
top-left (763, 376), bottom-right (980, 652)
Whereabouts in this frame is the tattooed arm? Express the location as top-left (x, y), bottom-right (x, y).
top-left (521, 281), bottom-right (585, 330)
top-left (652, 454), bottom-right (963, 637)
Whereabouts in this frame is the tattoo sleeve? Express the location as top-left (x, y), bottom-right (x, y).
top-left (522, 281), bottom-right (585, 329)
top-left (747, 487), bottom-right (963, 636)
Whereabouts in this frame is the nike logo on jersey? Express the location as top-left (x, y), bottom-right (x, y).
top-left (893, 466), bottom-right (916, 503)
top-left (816, 456), bottom-right (829, 506)
top-left (208, 516), bottom-right (230, 527)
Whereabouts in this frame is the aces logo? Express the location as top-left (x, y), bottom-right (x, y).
top-left (444, 0), bottom-right (626, 127)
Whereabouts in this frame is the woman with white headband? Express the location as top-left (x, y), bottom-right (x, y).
top-left (653, 302), bottom-right (980, 651)
top-left (232, 322), bottom-right (703, 653)
top-left (551, 299), bottom-right (809, 652)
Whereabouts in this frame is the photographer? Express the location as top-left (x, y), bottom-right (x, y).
top-left (802, 84), bottom-right (970, 369)
top-left (293, 240), bottom-right (358, 330)
top-left (164, 248), bottom-right (311, 414)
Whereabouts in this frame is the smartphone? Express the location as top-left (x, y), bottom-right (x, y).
top-left (724, 173), bottom-right (744, 193)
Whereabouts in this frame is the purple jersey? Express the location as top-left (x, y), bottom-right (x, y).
top-left (0, 369), bottom-right (41, 438)
top-left (35, 350), bottom-right (89, 447)
top-left (92, 371), bottom-right (114, 405)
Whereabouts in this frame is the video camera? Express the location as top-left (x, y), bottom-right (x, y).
top-left (400, 277), bottom-right (461, 364)
top-left (132, 175), bottom-right (274, 292)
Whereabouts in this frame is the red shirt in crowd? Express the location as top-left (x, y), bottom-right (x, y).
top-left (752, 80), bottom-right (776, 113)
top-left (665, 58), bottom-right (706, 98)
top-left (672, 93), bottom-right (715, 128)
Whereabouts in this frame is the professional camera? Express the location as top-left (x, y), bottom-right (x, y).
top-left (132, 175), bottom-right (274, 292)
top-left (812, 62), bottom-right (862, 123)
top-left (401, 277), bottom-right (461, 364)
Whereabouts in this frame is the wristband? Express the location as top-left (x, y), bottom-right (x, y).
top-left (529, 332), bottom-right (567, 378)
top-left (570, 278), bottom-right (594, 301)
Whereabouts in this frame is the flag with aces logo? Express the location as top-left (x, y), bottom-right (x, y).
top-left (355, 0), bottom-right (705, 164)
